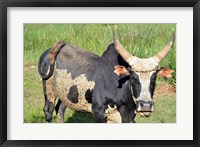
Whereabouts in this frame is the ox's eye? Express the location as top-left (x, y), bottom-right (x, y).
top-left (150, 72), bottom-right (157, 83)
top-left (131, 76), bottom-right (141, 98)
top-left (132, 78), bottom-right (139, 84)
top-left (131, 72), bottom-right (139, 80)
top-left (149, 72), bottom-right (157, 97)
top-left (129, 71), bottom-right (141, 98)
top-left (150, 79), bottom-right (156, 84)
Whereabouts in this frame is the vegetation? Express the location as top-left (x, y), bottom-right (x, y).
top-left (24, 24), bottom-right (176, 123)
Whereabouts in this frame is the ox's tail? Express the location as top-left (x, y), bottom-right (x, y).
top-left (38, 41), bottom-right (66, 80)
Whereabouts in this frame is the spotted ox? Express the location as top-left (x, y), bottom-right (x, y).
top-left (38, 28), bottom-right (175, 123)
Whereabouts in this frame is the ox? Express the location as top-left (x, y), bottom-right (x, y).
top-left (38, 28), bottom-right (175, 123)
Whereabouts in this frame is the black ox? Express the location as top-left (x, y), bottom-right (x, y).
top-left (38, 28), bottom-right (175, 123)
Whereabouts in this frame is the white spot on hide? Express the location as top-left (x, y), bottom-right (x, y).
top-left (54, 68), bottom-right (95, 112)
top-left (105, 105), bottom-right (122, 123)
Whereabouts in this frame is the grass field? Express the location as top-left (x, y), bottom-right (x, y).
top-left (24, 24), bottom-right (176, 123)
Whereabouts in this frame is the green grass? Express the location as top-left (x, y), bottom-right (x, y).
top-left (24, 24), bottom-right (176, 123)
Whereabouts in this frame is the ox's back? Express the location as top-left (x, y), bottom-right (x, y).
top-left (56, 43), bottom-right (100, 80)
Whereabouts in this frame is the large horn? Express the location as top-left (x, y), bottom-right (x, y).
top-left (153, 32), bottom-right (175, 63)
top-left (113, 26), bottom-right (134, 62)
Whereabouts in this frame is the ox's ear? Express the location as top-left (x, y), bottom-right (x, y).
top-left (114, 65), bottom-right (129, 76)
top-left (157, 67), bottom-right (174, 78)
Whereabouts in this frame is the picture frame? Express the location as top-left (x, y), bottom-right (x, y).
top-left (0, 0), bottom-right (199, 147)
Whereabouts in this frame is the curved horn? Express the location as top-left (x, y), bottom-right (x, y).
top-left (153, 32), bottom-right (175, 63)
top-left (113, 26), bottom-right (134, 62)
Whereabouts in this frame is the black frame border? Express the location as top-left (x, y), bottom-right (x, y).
top-left (0, 0), bottom-right (199, 147)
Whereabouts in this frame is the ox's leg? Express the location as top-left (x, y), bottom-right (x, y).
top-left (92, 104), bottom-right (106, 123)
top-left (43, 97), bottom-right (55, 123)
top-left (55, 99), bottom-right (67, 123)
top-left (118, 105), bottom-right (135, 123)
top-left (42, 79), bottom-right (57, 123)
top-left (94, 111), bottom-right (106, 123)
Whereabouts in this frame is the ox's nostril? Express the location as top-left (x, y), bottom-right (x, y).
top-left (140, 101), bottom-right (152, 107)
top-left (138, 101), bottom-right (153, 110)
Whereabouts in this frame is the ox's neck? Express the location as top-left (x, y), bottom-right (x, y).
top-left (95, 43), bottom-right (132, 102)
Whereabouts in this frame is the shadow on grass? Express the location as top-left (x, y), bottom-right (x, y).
top-left (24, 114), bottom-right (51, 123)
top-left (66, 111), bottom-right (95, 123)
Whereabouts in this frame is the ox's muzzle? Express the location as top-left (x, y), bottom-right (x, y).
top-left (137, 100), bottom-right (154, 117)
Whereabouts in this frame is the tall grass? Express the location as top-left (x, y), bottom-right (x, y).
top-left (24, 24), bottom-right (176, 83)
top-left (24, 24), bottom-right (176, 123)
